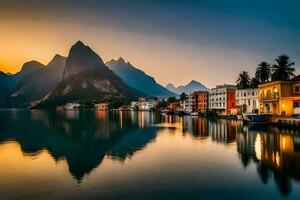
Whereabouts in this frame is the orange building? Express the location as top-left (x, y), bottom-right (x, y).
top-left (168, 102), bottom-right (181, 110)
top-left (194, 91), bottom-right (209, 113)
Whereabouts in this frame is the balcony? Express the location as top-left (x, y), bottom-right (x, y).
top-left (259, 94), bottom-right (279, 102)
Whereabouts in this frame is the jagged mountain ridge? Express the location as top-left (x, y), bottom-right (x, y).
top-left (166, 80), bottom-right (209, 94)
top-left (106, 57), bottom-right (176, 98)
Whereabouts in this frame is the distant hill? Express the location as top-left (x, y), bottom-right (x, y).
top-left (1, 55), bottom-right (67, 107)
top-left (166, 80), bottom-right (209, 94)
top-left (35, 41), bottom-right (142, 108)
top-left (106, 57), bottom-right (176, 98)
top-left (0, 61), bottom-right (45, 106)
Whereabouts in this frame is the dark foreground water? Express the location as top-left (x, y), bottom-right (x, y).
top-left (0, 110), bottom-right (300, 200)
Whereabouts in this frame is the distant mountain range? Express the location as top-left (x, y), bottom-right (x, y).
top-left (35, 41), bottom-right (142, 108)
top-left (0, 40), bottom-right (208, 108)
top-left (106, 57), bottom-right (176, 98)
top-left (166, 80), bottom-right (209, 94)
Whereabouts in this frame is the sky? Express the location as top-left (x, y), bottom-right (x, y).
top-left (0, 0), bottom-right (299, 88)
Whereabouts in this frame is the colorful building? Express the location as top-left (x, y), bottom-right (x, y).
top-left (258, 76), bottom-right (300, 116)
top-left (209, 84), bottom-right (237, 115)
top-left (95, 103), bottom-right (109, 110)
top-left (194, 91), bottom-right (209, 113)
top-left (236, 88), bottom-right (259, 114)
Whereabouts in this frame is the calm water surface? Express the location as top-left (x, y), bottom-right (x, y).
top-left (0, 110), bottom-right (300, 200)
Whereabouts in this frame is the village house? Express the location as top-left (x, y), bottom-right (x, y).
top-left (137, 97), bottom-right (158, 111)
top-left (94, 103), bottom-right (109, 110)
top-left (236, 88), bottom-right (259, 114)
top-left (183, 93), bottom-right (196, 113)
top-left (258, 75), bottom-right (300, 116)
top-left (194, 91), bottom-right (209, 113)
top-left (209, 84), bottom-right (237, 115)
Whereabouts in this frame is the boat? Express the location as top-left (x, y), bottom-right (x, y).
top-left (189, 112), bottom-right (199, 116)
top-left (242, 113), bottom-right (274, 123)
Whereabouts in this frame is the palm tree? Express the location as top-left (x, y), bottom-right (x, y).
top-left (179, 92), bottom-right (187, 102)
top-left (271, 54), bottom-right (296, 81)
top-left (250, 77), bottom-right (260, 88)
top-left (255, 61), bottom-right (271, 83)
top-left (236, 71), bottom-right (251, 89)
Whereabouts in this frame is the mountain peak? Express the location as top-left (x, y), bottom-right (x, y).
top-left (166, 80), bottom-right (208, 94)
top-left (117, 57), bottom-right (125, 63)
top-left (74, 40), bottom-right (85, 47)
top-left (20, 61), bottom-right (44, 74)
top-left (63, 41), bottom-right (106, 79)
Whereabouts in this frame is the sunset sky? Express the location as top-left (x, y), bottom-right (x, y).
top-left (0, 0), bottom-right (299, 88)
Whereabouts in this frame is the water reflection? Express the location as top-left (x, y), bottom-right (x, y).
top-left (0, 110), bottom-right (161, 182)
top-left (0, 110), bottom-right (300, 198)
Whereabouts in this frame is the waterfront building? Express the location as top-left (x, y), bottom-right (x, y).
top-left (209, 84), bottom-right (237, 115)
top-left (194, 91), bottom-right (209, 113)
top-left (183, 93), bottom-right (196, 113)
top-left (258, 75), bottom-right (300, 116)
top-left (95, 103), bottom-right (109, 110)
top-left (63, 103), bottom-right (80, 110)
top-left (168, 102), bottom-right (181, 110)
top-left (236, 88), bottom-right (259, 114)
top-left (137, 98), bottom-right (158, 111)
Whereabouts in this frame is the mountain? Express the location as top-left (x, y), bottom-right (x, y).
top-left (12, 61), bottom-right (45, 80)
top-left (106, 57), bottom-right (176, 98)
top-left (1, 56), bottom-right (67, 107)
top-left (166, 80), bottom-right (209, 94)
top-left (0, 72), bottom-right (15, 100)
top-left (0, 61), bottom-right (44, 105)
top-left (35, 41), bottom-right (141, 108)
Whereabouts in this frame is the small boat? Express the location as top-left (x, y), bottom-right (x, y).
top-left (242, 113), bottom-right (274, 123)
top-left (190, 112), bottom-right (199, 116)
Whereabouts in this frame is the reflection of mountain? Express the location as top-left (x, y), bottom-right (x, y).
top-left (0, 110), bottom-right (160, 182)
top-left (236, 126), bottom-right (300, 196)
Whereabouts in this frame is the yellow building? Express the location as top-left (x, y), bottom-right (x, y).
top-left (258, 76), bottom-right (300, 116)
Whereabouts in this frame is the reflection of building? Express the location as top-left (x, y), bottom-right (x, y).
top-left (236, 88), bottom-right (259, 114)
top-left (258, 76), bottom-right (300, 116)
top-left (236, 126), bottom-right (300, 196)
top-left (183, 94), bottom-right (196, 113)
top-left (208, 120), bottom-right (237, 143)
top-left (209, 84), bottom-right (237, 115)
top-left (194, 91), bottom-right (209, 113)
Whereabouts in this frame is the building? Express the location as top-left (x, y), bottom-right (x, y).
top-left (63, 103), bottom-right (80, 110)
top-left (183, 93), bottom-right (196, 113)
top-left (209, 84), bottom-right (237, 115)
top-left (137, 98), bottom-right (158, 111)
top-left (194, 91), bottom-right (209, 113)
top-left (95, 103), bottom-right (109, 110)
top-left (258, 76), bottom-right (300, 116)
top-left (236, 88), bottom-right (259, 114)
top-left (168, 102), bottom-right (181, 110)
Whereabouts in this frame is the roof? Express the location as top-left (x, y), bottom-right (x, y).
top-left (291, 75), bottom-right (300, 81)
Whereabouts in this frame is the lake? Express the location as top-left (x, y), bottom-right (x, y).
top-left (0, 110), bottom-right (300, 200)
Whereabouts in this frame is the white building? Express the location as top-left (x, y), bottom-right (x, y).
top-left (183, 93), bottom-right (196, 113)
top-left (63, 103), bottom-right (80, 110)
top-left (137, 98), bottom-right (157, 111)
top-left (236, 88), bottom-right (259, 113)
top-left (209, 84), bottom-right (237, 115)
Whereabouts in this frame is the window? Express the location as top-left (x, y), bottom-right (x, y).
top-left (295, 86), bottom-right (300, 93)
top-left (223, 103), bottom-right (225, 107)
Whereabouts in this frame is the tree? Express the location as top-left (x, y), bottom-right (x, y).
top-left (167, 96), bottom-right (177, 103)
top-left (250, 77), bottom-right (260, 88)
top-left (255, 61), bottom-right (271, 83)
top-left (179, 92), bottom-right (187, 102)
top-left (271, 54), bottom-right (296, 81)
top-left (236, 71), bottom-right (251, 89)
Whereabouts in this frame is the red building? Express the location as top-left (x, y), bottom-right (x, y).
top-left (226, 89), bottom-right (236, 115)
